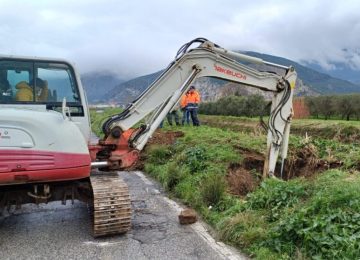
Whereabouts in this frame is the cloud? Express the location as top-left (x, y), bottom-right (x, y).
top-left (0, 0), bottom-right (359, 78)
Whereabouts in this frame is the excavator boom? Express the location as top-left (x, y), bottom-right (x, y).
top-left (94, 38), bottom-right (297, 177)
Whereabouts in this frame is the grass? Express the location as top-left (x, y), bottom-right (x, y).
top-left (265, 170), bottom-right (360, 259)
top-left (90, 107), bottom-right (123, 137)
top-left (142, 124), bottom-right (360, 259)
top-left (91, 110), bottom-right (360, 259)
top-left (200, 114), bottom-right (360, 144)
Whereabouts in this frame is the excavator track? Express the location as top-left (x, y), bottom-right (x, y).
top-left (89, 172), bottom-right (131, 237)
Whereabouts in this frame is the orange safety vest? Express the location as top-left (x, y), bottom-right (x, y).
top-left (180, 94), bottom-right (188, 108)
top-left (186, 90), bottom-right (201, 104)
top-left (180, 90), bottom-right (201, 108)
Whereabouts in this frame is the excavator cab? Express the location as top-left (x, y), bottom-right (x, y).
top-left (0, 56), bottom-right (91, 141)
top-left (1, 59), bottom-right (78, 102)
top-left (0, 56), bottom-right (92, 185)
top-left (0, 58), bottom-right (132, 238)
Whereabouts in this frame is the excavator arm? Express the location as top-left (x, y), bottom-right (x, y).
top-left (90, 38), bottom-right (297, 178)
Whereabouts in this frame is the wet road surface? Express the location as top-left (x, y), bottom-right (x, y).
top-left (0, 171), bottom-right (246, 260)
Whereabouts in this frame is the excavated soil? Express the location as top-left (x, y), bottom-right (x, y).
top-left (147, 130), bottom-right (185, 145)
top-left (226, 147), bottom-right (264, 196)
top-left (227, 163), bottom-right (258, 196)
top-left (131, 129), bottom-right (343, 196)
top-left (279, 144), bottom-right (342, 180)
top-left (129, 130), bottom-right (185, 171)
top-left (227, 144), bottom-right (343, 196)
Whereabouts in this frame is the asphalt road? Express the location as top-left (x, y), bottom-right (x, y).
top-left (0, 171), bottom-right (246, 260)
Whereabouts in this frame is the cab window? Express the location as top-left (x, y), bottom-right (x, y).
top-left (36, 63), bottom-right (80, 103)
top-left (0, 59), bottom-right (83, 116)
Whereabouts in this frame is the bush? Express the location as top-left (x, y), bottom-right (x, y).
top-left (305, 94), bottom-right (360, 120)
top-left (147, 145), bottom-right (173, 164)
top-left (165, 163), bottom-right (187, 191)
top-left (246, 178), bottom-right (308, 221)
top-left (201, 174), bottom-right (226, 206)
top-left (218, 210), bottom-right (269, 248)
top-left (199, 94), bottom-right (269, 117)
top-left (184, 146), bottom-right (208, 173)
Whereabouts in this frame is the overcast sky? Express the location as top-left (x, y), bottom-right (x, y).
top-left (0, 0), bottom-right (359, 79)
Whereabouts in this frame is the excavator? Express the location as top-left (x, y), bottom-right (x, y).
top-left (0, 38), bottom-right (297, 237)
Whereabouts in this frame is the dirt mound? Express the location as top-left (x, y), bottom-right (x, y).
top-left (278, 144), bottom-right (343, 180)
top-left (226, 163), bottom-right (258, 196)
top-left (235, 146), bottom-right (264, 168)
top-left (280, 144), bottom-right (318, 179)
top-left (227, 144), bottom-right (343, 195)
top-left (148, 130), bottom-right (185, 145)
top-left (226, 148), bottom-right (264, 196)
top-left (129, 130), bottom-right (185, 171)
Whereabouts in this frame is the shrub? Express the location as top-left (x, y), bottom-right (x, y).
top-left (147, 145), bottom-right (173, 164)
top-left (165, 163), bottom-right (188, 191)
top-left (201, 174), bottom-right (226, 206)
top-left (184, 146), bottom-right (208, 173)
top-left (199, 94), bottom-right (268, 117)
top-left (246, 178), bottom-right (308, 221)
top-left (218, 211), bottom-right (268, 248)
top-left (174, 179), bottom-right (202, 208)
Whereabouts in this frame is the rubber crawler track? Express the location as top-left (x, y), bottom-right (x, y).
top-left (90, 172), bottom-right (131, 237)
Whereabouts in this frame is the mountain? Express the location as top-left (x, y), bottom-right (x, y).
top-left (81, 72), bottom-right (124, 103)
top-left (104, 71), bottom-right (163, 105)
top-left (301, 61), bottom-right (360, 85)
top-left (241, 51), bottom-right (360, 94)
top-left (102, 51), bottom-right (360, 105)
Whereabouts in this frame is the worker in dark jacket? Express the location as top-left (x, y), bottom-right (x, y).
top-left (167, 104), bottom-right (180, 126)
top-left (159, 105), bottom-right (181, 128)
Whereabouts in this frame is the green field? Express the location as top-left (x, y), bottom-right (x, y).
top-left (90, 107), bottom-right (123, 137)
top-left (91, 110), bottom-right (360, 259)
top-left (201, 115), bottom-right (360, 144)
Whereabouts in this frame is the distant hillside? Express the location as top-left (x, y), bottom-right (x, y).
top-left (81, 72), bottom-right (124, 103)
top-left (301, 61), bottom-right (360, 85)
top-left (104, 71), bottom-right (163, 105)
top-left (104, 71), bottom-right (311, 105)
top-left (242, 51), bottom-right (360, 94)
top-left (102, 51), bottom-right (360, 105)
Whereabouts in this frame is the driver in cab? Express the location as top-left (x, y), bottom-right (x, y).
top-left (15, 77), bottom-right (48, 102)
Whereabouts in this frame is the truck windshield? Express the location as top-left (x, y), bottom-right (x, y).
top-left (0, 59), bottom-right (83, 115)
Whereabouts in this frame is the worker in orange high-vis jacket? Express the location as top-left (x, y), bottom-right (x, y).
top-left (185, 86), bottom-right (201, 126)
top-left (180, 90), bottom-right (190, 125)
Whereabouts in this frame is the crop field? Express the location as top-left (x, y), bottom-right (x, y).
top-left (91, 109), bottom-right (360, 259)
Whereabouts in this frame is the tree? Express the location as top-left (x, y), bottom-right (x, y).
top-left (305, 97), bottom-right (319, 118)
top-left (316, 96), bottom-right (334, 120)
top-left (336, 95), bottom-right (355, 121)
top-left (199, 95), bottom-right (267, 117)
